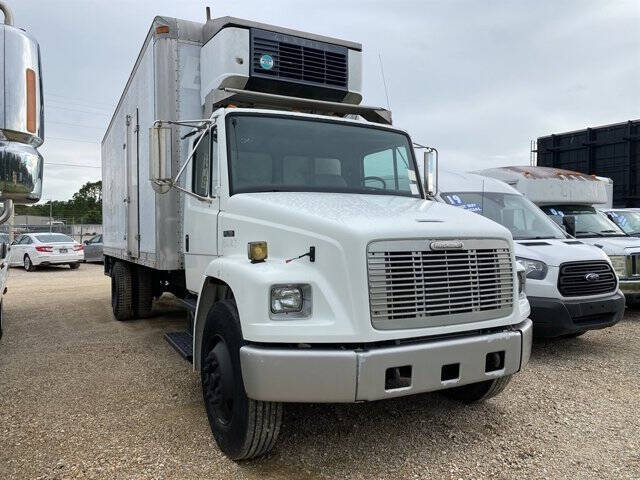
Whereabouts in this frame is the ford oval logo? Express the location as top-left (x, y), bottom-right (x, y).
top-left (585, 273), bottom-right (600, 282)
top-left (430, 240), bottom-right (464, 250)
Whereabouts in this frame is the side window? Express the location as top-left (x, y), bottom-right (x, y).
top-left (192, 130), bottom-right (211, 196)
top-left (363, 147), bottom-right (412, 192)
top-left (18, 236), bottom-right (29, 245)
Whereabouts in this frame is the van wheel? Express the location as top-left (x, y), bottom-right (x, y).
top-left (133, 266), bottom-right (153, 318)
top-left (111, 261), bottom-right (133, 321)
top-left (444, 375), bottom-right (512, 403)
top-left (201, 299), bottom-right (283, 460)
top-left (24, 255), bottom-right (36, 272)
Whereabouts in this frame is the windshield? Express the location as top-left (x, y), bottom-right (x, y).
top-left (606, 210), bottom-right (640, 235)
top-left (227, 114), bottom-right (420, 197)
top-left (541, 205), bottom-right (626, 237)
top-left (35, 234), bottom-right (74, 243)
top-left (441, 192), bottom-right (566, 240)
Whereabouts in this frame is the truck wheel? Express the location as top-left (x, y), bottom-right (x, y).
top-left (444, 375), bottom-right (512, 404)
top-left (111, 261), bottom-right (133, 321)
top-left (24, 255), bottom-right (36, 272)
top-left (69, 263), bottom-right (80, 270)
top-left (133, 267), bottom-right (153, 318)
top-left (201, 299), bottom-right (283, 460)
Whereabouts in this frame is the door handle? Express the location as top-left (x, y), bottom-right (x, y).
top-left (185, 234), bottom-right (189, 253)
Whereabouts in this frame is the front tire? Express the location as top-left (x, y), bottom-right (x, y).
top-left (201, 299), bottom-right (283, 460)
top-left (24, 255), bottom-right (36, 272)
top-left (111, 261), bottom-right (133, 321)
top-left (443, 375), bottom-right (512, 403)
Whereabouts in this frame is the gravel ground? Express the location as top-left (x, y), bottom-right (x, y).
top-left (0, 263), bottom-right (639, 479)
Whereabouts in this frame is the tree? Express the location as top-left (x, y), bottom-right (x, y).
top-left (14, 181), bottom-right (102, 224)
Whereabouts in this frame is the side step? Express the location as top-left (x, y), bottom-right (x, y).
top-left (165, 331), bottom-right (193, 363)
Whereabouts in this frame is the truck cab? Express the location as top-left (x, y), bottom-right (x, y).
top-left (437, 169), bottom-right (624, 338)
top-left (476, 166), bottom-right (640, 306)
top-left (102, 14), bottom-right (532, 460)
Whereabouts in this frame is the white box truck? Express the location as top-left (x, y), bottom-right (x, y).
top-left (477, 166), bottom-right (640, 306)
top-left (0, 1), bottom-right (46, 339)
top-left (102, 14), bottom-right (532, 459)
top-left (436, 168), bottom-right (624, 338)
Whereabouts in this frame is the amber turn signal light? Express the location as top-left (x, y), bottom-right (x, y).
top-left (248, 241), bottom-right (268, 263)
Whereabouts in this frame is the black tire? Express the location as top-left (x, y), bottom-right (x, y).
top-left (111, 261), bottom-right (133, 321)
top-left (201, 299), bottom-right (283, 460)
top-left (24, 255), bottom-right (36, 272)
top-left (133, 266), bottom-right (153, 318)
top-left (69, 263), bottom-right (80, 270)
top-left (444, 375), bottom-right (512, 404)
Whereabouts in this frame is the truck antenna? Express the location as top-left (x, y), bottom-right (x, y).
top-left (378, 52), bottom-right (391, 111)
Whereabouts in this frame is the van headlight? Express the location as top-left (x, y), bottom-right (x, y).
top-left (515, 257), bottom-right (548, 280)
top-left (270, 284), bottom-right (312, 317)
top-left (608, 255), bottom-right (627, 277)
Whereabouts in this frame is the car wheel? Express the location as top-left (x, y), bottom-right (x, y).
top-left (24, 255), bottom-right (36, 272)
top-left (443, 375), bottom-right (512, 403)
top-left (111, 261), bottom-right (133, 321)
top-left (69, 263), bottom-right (80, 270)
top-left (201, 299), bottom-right (283, 460)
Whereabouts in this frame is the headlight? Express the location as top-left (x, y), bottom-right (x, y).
top-left (515, 257), bottom-right (548, 280)
top-left (270, 284), bottom-right (312, 316)
top-left (608, 255), bottom-right (627, 277)
top-left (517, 268), bottom-right (527, 297)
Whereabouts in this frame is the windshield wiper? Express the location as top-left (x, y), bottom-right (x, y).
top-left (576, 230), bottom-right (604, 237)
top-left (515, 236), bottom-right (553, 240)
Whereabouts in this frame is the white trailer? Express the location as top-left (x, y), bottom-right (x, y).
top-left (477, 166), bottom-right (640, 305)
top-left (102, 13), bottom-right (532, 460)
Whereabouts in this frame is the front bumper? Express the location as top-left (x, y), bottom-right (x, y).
top-left (528, 291), bottom-right (625, 338)
top-left (618, 279), bottom-right (640, 303)
top-left (240, 319), bottom-right (532, 403)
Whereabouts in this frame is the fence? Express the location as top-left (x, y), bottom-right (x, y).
top-left (0, 223), bottom-right (102, 244)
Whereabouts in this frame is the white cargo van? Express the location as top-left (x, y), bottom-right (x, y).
top-left (477, 166), bottom-right (640, 305)
top-left (437, 169), bottom-right (624, 338)
top-left (102, 14), bottom-right (532, 459)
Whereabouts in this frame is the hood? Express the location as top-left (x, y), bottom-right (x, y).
top-left (225, 192), bottom-right (513, 242)
top-left (576, 236), bottom-right (640, 255)
top-left (514, 239), bottom-right (609, 266)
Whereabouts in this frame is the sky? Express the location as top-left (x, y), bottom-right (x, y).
top-left (8, 0), bottom-right (640, 201)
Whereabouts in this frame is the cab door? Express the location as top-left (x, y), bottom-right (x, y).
top-left (183, 126), bottom-right (220, 293)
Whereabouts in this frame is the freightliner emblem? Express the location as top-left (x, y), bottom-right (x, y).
top-left (430, 240), bottom-right (464, 251)
top-left (584, 273), bottom-right (600, 282)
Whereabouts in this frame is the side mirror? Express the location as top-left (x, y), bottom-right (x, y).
top-left (149, 125), bottom-right (173, 194)
top-left (84, 240), bottom-right (89, 245)
top-left (423, 149), bottom-right (438, 197)
top-left (10, 240), bottom-right (16, 246)
top-left (0, 242), bottom-right (6, 259)
top-left (562, 215), bottom-right (577, 237)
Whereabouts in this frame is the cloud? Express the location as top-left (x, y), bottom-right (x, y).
top-left (9, 0), bottom-right (639, 200)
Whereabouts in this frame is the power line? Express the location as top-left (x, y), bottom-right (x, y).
top-left (47, 119), bottom-right (106, 130)
top-left (45, 162), bottom-right (101, 169)
top-left (48, 136), bottom-right (100, 144)
top-left (48, 104), bottom-right (111, 116)
top-left (46, 93), bottom-right (116, 110)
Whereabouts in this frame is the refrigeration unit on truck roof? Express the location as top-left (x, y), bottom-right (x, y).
top-left (475, 166), bottom-right (611, 207)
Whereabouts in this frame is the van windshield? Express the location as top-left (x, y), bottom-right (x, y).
top-left (441, 192), bottom-right (566, 240)
top-left (540, 205), bottom-right (627, 237)
top-left (226, 114), bottom-right (420, 198)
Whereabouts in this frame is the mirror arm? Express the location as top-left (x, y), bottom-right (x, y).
top-left (172, 183), bottom-right (213, 203)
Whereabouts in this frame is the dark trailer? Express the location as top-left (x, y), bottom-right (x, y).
top-left (535, 120), bottom-right (640, 208)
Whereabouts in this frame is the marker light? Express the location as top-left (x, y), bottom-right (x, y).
top-left (248, 241), bottom-right (268, 263)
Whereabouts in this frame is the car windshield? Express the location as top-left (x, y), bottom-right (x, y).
top-left (227, 114), bottom-right (420, 197)
top-left (35, 234), bottom-right (74, 243)
top-left (441, 192), bottom-right (566, 240)
top-left (541, 205), bottom-right (627, 237)
top-left (606, 210), bottom-right (640, 235)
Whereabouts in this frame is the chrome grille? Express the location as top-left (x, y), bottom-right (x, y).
top-left (367, 239), bottom-right (514, 330)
